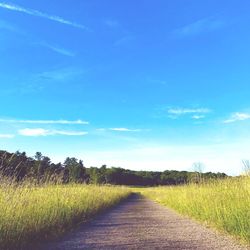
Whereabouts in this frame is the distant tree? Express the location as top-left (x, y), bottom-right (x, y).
top-left (87, 167), bottom-right (103, 184)
top-left (0, 149), bottom-right (229, 186)
top-left (34, 152), bottom-right (43, 161)
top-left (64, 157), bottom-right (86, 183)
top-left (31, 152), bottom-right (51, 181)
top-left (242, 160), bottom-right (250, 176)
top-left (79, 160), bottom-right (88, 183)
top-left (192, 162), bottom-right (205, 183)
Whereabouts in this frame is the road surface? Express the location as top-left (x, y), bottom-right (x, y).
top-left (41, 194), bottom-right (249, 250)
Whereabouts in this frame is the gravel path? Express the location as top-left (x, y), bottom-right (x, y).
top-left (41, 194), bottom-right (249, 250)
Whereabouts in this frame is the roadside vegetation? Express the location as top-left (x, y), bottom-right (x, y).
top-left (1, 149), bottom-right (247, 248)
top-left (139, 177), bottom-right (250, 244)
top-left (0, 182), bottom-right (131, 249)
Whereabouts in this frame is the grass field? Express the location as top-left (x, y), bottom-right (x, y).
top-left (1, 177), bottom-right (249, 249)
top-left (0, 182), bottom-right (131, 249)
top-left (138, 177), bottom-right (250, 244)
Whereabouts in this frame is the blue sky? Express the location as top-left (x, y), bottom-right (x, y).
top-left (1, 0), bottom-right (250, 175)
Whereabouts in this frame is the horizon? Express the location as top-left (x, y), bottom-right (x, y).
top-left (1, 0), bottom-right (250, 175)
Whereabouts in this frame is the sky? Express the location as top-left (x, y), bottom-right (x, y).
top-left (0, 0), bottom-right (250, 175)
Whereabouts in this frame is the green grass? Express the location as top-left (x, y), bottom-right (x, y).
top-left (138, 177), bottom-right (250, 244)
top-left (0, 182), bottom-right (131, 249)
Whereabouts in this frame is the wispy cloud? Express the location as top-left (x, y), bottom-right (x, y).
top-left (0, 2), bottom-right (89, 31)
top-left (174, 17), bottom-right (225, 37)
top-left (147, 78), bottom-right (167, 85)
top-left (18, 128), bottom-right (88, 137)
top-left (1, 67), bottom-right (86, 96)
top-left (109, 128), bottom-right (141, 132)
top-left (37, 42), bottom-right (75, 57)
top-left (223, 112), bottom-right (250, 123)
top-left (114, 35), bottom-right (134, 46)
top-left (168, 107), bottom-right (211, 115)
top-left (0, 19), bottom-right (22, 33)
top-left (0, 119), bottom-right (89, 125)
top-left (192, 115), bottom-right (205, 120)
top-left (167, 107), bottom-right (211, 120)
top-left (36, 67), bottom-right (85, 82)
top-left (0, 19), bottom-right (75, 57)
top-left (96, 128), bottom-right (142, 132)
top-left (53, 130), bottom-right (88, 136)
top-left (0, 133), bottom-right (15, 138)
top-left (104, 19), bottom-right (120, 28)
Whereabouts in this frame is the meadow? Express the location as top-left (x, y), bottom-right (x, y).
top-left (138, 177), bottom-right (250, 244)
top-left (0, 182), bottom-right (131, 249)
top-left (1, 164), bottom-right (249, 249)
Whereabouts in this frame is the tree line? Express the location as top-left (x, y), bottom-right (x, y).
top-left (0, 150), bottom-right (227, 185)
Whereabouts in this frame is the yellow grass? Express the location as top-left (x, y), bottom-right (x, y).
top-left (138, 177), bottom-right (250, 244)
top-left (0, 183), bottom-right (131, 249)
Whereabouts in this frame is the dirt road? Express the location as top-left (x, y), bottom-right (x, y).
top-left (42, 194), bottom-right (249, 250)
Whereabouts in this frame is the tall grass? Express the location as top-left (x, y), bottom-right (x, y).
top-left (139, 177), bottom-right (250, 244)
top-left (0, 181), bottom-right (131, 249)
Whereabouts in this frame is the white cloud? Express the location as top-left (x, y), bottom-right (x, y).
top-left (109, 128), bottom-right (141, 132)
top-left (192, 115), bottom-right (205, 120)
top-left (0, 119), bottom-right (89, 125)
top-left (168, 107), bottom-right (211, 115)
top-left (0, 133), bottom-right (15, 138)
top-left (96, 128), bottom-right (106, 131)
top-left (18, 128), bottom-right (88, 137)
top-left (38, 42), bottom-right (75, 57)
top-left (53, 130), bottom-right (88, 136)
top-left (174, 17), bottom-right (225, 37)
top-left (18, 128), bottom-right (49, 136)
top-left (0, 2), bottom-right (89, 30)
top-left (96, 128), bottom-right (141, 132)
top-left (223, 112), bottom-right (250, 123)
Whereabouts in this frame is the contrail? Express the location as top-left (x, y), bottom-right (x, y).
top-left (0, 2), bottom-right (89, 30)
